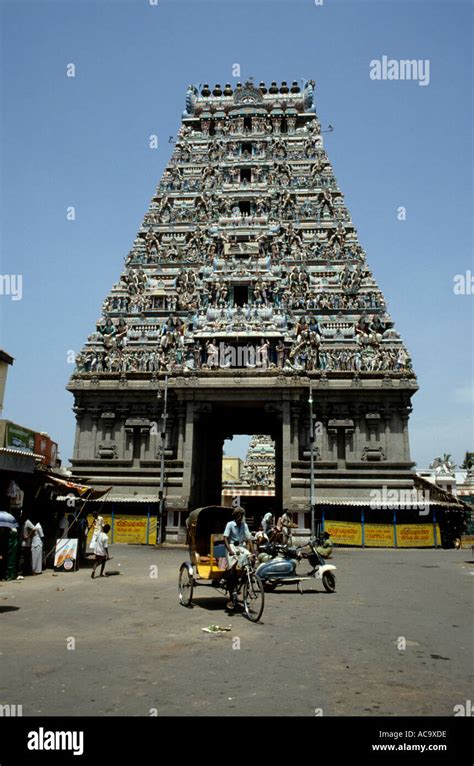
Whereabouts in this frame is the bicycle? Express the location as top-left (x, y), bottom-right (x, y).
top-left (228, 553), bottom-right (265, 623)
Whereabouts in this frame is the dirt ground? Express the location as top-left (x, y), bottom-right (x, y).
top-left (0, 545), bottom-right (472, 717)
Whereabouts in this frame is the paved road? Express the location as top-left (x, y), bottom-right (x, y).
top-left (0, 546), bottom-right (472, 717)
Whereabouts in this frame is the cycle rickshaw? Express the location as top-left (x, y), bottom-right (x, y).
top-left (178, 506), bottom-right (265, 622)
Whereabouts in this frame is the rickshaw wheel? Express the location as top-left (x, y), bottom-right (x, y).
top-left (243, 573), bottom-right (265, 622)
top-left (179, 565), bottom-right (194, 607)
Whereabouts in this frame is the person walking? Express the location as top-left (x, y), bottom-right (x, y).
top-left (88, 510), bottom-right (104, 554)
top-left (91, 524), bottom-right (111, 579)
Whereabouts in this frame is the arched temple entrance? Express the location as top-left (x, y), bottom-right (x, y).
top-left (190, 402), bottom-right (282, 511)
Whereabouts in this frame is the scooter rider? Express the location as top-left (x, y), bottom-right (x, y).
top-left (316, 531), bottom-right (333, 558)
top-left (223, 507), bottom-right (253, 609)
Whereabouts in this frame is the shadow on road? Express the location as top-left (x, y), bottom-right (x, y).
top-left (265, 587), bottom-right (326, 595)
top-left (185, 596), bottom-right (228, 611)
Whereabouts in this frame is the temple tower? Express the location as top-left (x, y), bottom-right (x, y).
top-left (67, 78), bottom-right (418, 539)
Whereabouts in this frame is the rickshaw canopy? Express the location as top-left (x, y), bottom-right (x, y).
top-left (186, 505), bottom-right (234, 556)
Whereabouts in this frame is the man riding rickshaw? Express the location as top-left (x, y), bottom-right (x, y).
top-left (223, 506), bottom-right (254, 609)
top-left (179, 505), bottom-right (264, 622)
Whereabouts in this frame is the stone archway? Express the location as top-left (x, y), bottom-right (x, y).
top-left (188, 399), bottom-right (283, 511)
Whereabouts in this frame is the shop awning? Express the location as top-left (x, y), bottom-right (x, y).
top-left (41, 475), bottom-right (112, 499)
top-left (55, 495), bottom-right (158, 503)
top-left (0, 448), bottom-right (40, 474)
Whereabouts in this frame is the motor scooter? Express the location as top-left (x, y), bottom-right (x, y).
top-left (255, 538), bottom-right (336, 593)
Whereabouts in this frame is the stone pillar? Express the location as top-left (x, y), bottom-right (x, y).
top-left (345, 424), bottom-right (355, 460)
top-left (384, 414), bottom-right (392, 461)
top-left (318, 417), bottom-right (327, 461)
top-left (281, 400), bottom-right (292, 509)
top-left (116, 407), bottom-right (129, 460)
top-left (120, 423), bottom-right (126, 460)
top-left (139, 427), bottom-right (149, 461)
top-left (72, 405), bottom-right (84, 460)
top-left (290, 404), bottom-right (300, 461)
top-left (327, 424), bottom-right (338, 462)
top-left (177, 405), bottom-right (186, 461)
top-left (353, 417), bottom-right (361, 460)
top-left (73, 423), bottom-right (81, 460)
top-left (90, 409), bottom-right (100, 459)
top-left (274, 432), bottom-right (283, 512)
top-left (181, 401), bottom-right (195, 506)
top-left (401, 413), bottom-right (410, 461)
top-left (124, 425), bottom-right (134, 461)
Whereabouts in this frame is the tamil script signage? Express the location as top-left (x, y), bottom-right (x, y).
top-left (87, 514), bottom-right (157, 546)
top-left (325, 520), bottom-right (441, 548)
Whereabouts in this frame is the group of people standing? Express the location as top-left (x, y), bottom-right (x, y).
top-left (260, 508), bottom-right (297, 544)
top-left (0, 513), bottom-right (43, 580)
top-left (259, 509), bottom-right (333, 557)
top-left (0, 508), bottom-right (111, 580)
top-left (222, 505), bottom-right (334, 609)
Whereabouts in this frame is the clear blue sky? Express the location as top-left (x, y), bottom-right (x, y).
top-left (0, 0), bottom-right (472, 468)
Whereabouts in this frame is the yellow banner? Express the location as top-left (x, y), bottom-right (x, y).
top-left (397, 524), bottom-right (440, 548)
top-left (87, 515), bottom-right (157, 545)
top-left (86, 515), bottom-right (112, 546)
top-left (364, 524), bottom-right (395, 547)
top-left (325, 520), bottom-right (362, 546)
top-left (324, 520), bottom-right (440, 548)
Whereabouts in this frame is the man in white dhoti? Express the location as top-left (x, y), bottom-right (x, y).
top-left (24, 519), bottom-right (44, 574)
top-left (88, 511), bottom-right (104, 554)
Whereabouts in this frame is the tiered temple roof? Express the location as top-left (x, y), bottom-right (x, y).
top-left (71, 78), bottom-right (415, 382)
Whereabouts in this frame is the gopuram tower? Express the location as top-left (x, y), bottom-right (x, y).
top-left (68, 79), bottom-right (418, 540)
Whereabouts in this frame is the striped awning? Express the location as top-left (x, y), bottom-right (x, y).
top-left (222, 489), bottom-right (275, 497)
top-left (0, 448), bottom-right (43, 459)
top-left (55, 495), bottom-right (158, 503)
top-left (311, 498), bottom-right (465, 508)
